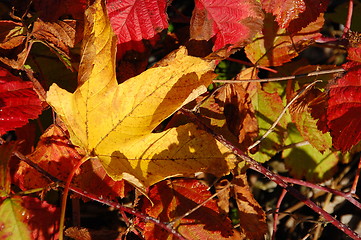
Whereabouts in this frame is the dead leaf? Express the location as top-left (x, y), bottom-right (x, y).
top-left (47, 0), bottom-right (236, 190)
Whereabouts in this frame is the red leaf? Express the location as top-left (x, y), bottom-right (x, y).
top-left (21, 196), bottom-right (60, 240)
top-left (141, 179), bottom-right (234, 240)
top-left (261, 0), bottom-right (329, 33)
top-left (327, 61), bottom-right (361, 151)
top-left (190, 0), bottom-right (263, 51)
top-left (0, 67), bottom-right (43, 135)
top-left (106, 0), bottom-right (168, 55)
top-left (14, 125), bottom-right (82, 190)
top-left (74, 158), bottom-right (133, 201)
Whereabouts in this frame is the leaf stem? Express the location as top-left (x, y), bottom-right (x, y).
top-left (181, 108), bottom-right (361, 240)
top-left (59, 155), bottom-right (89, 240)
top-left (272, 189), bottom-right (287, 240)
top-left (213, 68), bottom-right (345, 83)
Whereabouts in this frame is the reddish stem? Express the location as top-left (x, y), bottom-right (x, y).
top-left (272, 189), bottom-right (287, 240)
top-left (351, 155), bottom-right (361, 195)
top-left (181, 108), bottom-right (361, 240)
top-left (15, 151), bottom-right (186, 240)
top-left (277, 175), bottom-right (361, 209)
top-left (343, 0), bottom-right (354, 37)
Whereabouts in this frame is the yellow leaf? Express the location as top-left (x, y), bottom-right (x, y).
top-left (46, 0), bottom-right (236, 189)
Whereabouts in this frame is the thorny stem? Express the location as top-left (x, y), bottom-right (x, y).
top-left (59, 155), bottom-right (89, 240)
top-left (275, 175), bottom-right (361, 209)
top-left (212, 68), bottom-right (345, 83)
top-left (13, 150), bottom-right (186, 240)
top-left (343, 0), bottom-right (354, 37)
top-left (272, 189), bottom-right (287, 240)
top-left (248, 80), bottom-right (321, 151)
top-left (180, 108), bottom-right (361, 240)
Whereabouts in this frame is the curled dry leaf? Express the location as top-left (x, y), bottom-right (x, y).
top-left (32, 19), bottom-right (78, 57)
top-left (46, 0), bottom-right (236, 190)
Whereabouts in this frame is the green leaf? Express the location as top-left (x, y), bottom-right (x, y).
top-left (0, 197), bottom-right (31, 240)
top-left (282, 124), bottom-right (339, 182)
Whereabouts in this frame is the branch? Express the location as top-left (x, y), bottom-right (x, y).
top-left (13, 150), bottom-right (186, 240)
top-left (213, 68), bottom-right (345, 83)
top-left (180, 108), bottom-right (361, 240)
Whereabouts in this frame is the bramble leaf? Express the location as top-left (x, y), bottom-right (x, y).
top-left (0, 197), bottom-right (31, 240)
top-left (261, 0), bottom-right (329, 33)
top-left (141, 179), bottom-right (234, 240)
top-left (190, 0), bottom-right (264, 51)
top-left (245, 13), bottom-right (324, 67)
top-left (47, 0), bottom-right (236, 190)
top-left (326, 61), bottom-right (361, 151)
top-left (0, 67), bottom-right (43, 135)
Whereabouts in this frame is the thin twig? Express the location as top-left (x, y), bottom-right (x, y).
top-left (248, 80), bottom-right (321, 151)
top-left (272, 189), bottom-right (287, 240)
top-left (13, 150), bottom-right (186, 240)
top-left (350, 155), bottom-right (361, 195)
top-left (343, 0), bottom-right (354, 37)
top-left (180, 108), bottom-right (361, 240)
top-left (275, 175), bottom-right (361, 209)
top-left (169, 181), bottom-right (231, 226)
top-left (213, 68), bottom-right (345, 83)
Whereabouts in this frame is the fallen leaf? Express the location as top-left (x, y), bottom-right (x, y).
top-left (326, 61), bottom-right (361, 151)
top-left (47, 0), bottom-right (236, 190)
top-left (141, 179), bottom-right (234, 240)
top-left (261, 0), bottom-right (329, 33)
top-left (245, 13), bottom-right (324, 67)
top-left (0, 67), bottom-right (43, 135)
top-left (190, 0), bottom-right (264, 52)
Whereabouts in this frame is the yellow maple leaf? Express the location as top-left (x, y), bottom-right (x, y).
top-left (46, 0), bottom-right (236, 189)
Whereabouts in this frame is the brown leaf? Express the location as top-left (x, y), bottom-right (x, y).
top-left (32, 19), bottom-right (78, 57)
top-left (232, 174), bottom-right (267, 240)
top-left (0, 20), bottom-right (26, 50)
top-left (215, 83), bottom-right (258, 151)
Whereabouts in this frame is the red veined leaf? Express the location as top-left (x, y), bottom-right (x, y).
top-left (326, 61), bottom-right (361, 151)
top-left (140, 179), bottom-right (234, 240)
top-left (106, 0), bottom-right (169, 56)
top-left (261, 0), bottom-right (329, 33)
top-left (190, 0), bottom-right (263, 52)
top-left (0, 67), bottom-right (43, 135)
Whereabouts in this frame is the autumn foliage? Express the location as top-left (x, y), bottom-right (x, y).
top-left (0, 0), bottom-right (361, 239)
